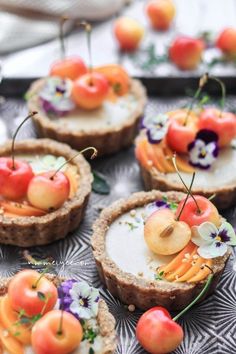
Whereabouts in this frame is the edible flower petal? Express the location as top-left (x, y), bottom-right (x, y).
top-left (188, 129), bottom-right (219, 169)
top-left (58, 279), bottom-right (100, 320)
top-left (29, 155), bottom-right (66, 174)
top-left (39, 77), bottom-right (75, 116)
top-left (142, 114), bottom-right (169, 144)
top-left (192, 221), bottom-right (236, 259)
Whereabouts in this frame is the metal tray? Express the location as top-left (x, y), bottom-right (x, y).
top-left (0, 83), bottom-right (235, 354)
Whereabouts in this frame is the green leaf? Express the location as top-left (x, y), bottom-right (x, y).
top-left (92, 171), bottom-right (110, 195)
top-left (31, 314), bottom-right (42, 323)
top-left (89, 348), bottom-right (95, 354)
top-left (19, 316), bottom-right (31, 324)
top-left (37, 291), bottom-right (46, 302)
top-left (155, 270), bottom-right (164, 281)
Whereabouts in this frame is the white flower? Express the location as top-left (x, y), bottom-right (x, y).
top-left (192, 221), bottom-right (236, 259)
top-left (143, 114), bottom-right (169, 144)
top-left (69, 281), bottom-right (100, 320)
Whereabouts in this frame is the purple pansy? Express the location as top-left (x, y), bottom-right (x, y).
top-left (39, 77), bottom-right (75, 116)
top-left (142, 114), bottom-right (169, 144)
top-left (58, 279), bottom-right (100, 320)
top-left (188, 129), bottom-right (219, 169)
top-left (145, 199), bottom-right (169, 216)
top-left (192, 221), bottom-right (236, 258)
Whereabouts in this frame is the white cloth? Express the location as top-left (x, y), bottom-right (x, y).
top-left (0, 0), bottom-right (127, 53)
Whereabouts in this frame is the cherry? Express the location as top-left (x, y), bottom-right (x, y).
top-left (49, 17), bottom-right (87, 81)
top-left (169, 36), bottom-right (204, 70)
top-left (136, 274), bottom-right (214, 354)
top-left (176, 195), bottom-right (220, 228)
top-left (31, 310), bottom-right (83, 354)
top-left (27, 147), bottom-right (97, 211)
top-left (72, 72), bottom-right (109, 110)
top-left (8, 269), bottom-right (58, 317)
top-left (27, 171), bottom-right (70, 211)
top-left (0, 112), bottom-right (37, 200)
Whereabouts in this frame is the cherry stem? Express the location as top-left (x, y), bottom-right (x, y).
top-left (208, 75), bottom-right (226, 117)
top-left (57, 309), bottom-right (64, 336)
top-left (173, 273), bottom-right (213, 322)
top-left (59, 16), bottom-right (69, 60)
top-left (184, 73), bottom-right (208, 126)
top-left (51, 147), bottom-right (97, 180)
top-left (77, 21), bottom-right (93, 82)
top-left (11, 112), bottom-right (37, 170)
top-left (172, 155), bottom-right (201, 215)
top-left (208, 193), bottom-right (216, 201)
top-left (176, 171), bottom-right (195, 221)
top-left (32, 267), bottom-right (50, 289)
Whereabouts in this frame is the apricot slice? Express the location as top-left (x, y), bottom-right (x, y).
top-left (1, 201), bottom-right (46, 217)
top-left (188, 259), bottom-right (212, 282)
top-left (0, 295), bottom-right (31, 345)
top-left (0, 321), bottom-right (24, 354)
top-left (163, 144), bottom-right (195, 173)
top-left (144, 209), bottom-right (191, 255)
top-left (159, 241), bottom-right (196, 274)
top-left (64, 166), bottom-right (79, 199)
top-left (135, 139), bottom-right (153, 170)
top-left (146, 142), bottom-right (165, 173)
top-left (152, 142), bottom-right (175, 173)
top-left (165, 246), bottom-right (198, 281)
top-left (176, 257), bottom-right (205, 282)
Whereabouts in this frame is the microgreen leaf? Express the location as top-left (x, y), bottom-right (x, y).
top-left (19, 316), bottom-right (31, 324)
top-left (37, 291), bottom-right (46, 302)
top-left (89, 348), bottom-right (95, 354)
top-left (155, 270), bottom-right (164, 281)
top-left (92, 171), bottom-right (110, 195)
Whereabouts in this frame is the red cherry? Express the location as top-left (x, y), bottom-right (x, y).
top-left (136, 307), bottom-right (183, 354)
top-left (176, 195), bottom-right (220, 227)
top-left (27, 171), bottom-right (70, 211)
top-left (8, 270), bottom-right (58, 317)
top-left (50, 57), bottom-right (88, 81)
top-left (0, 158), bottom-right (34, 200)
top-left (166, 110), bottom-right (199, 153)
top-left (169, 36), bottom-right (204, 70)
top-left (216, 28), bottom-right (236, 57)
top-left (72, 72), bottom-right (109, 110)
top-left (198, 108), bottom-right (236, 147)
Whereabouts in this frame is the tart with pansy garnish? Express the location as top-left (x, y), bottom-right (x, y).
top-left (27, 22), bottom-right (146, 156)
top-left (0, 116), bottom-right (93, 246)
top-left (135, 74), bottom-right (236, 209)
top-left (92, 180), bottom-right (235, 310)
top-left (0, 269), bottom-right (116, 353)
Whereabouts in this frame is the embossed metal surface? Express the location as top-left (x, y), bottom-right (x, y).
top-left (0, 97), bottom-right (235, 354)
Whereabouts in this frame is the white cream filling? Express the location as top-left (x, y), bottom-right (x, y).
top-left (165, 147), bottom-right (236, 189)
top-left (105, 207), bottom-right (175, 280)
top-left (49, 94), bottom-right (138, 132)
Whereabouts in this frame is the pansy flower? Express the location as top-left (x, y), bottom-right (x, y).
top-left (142, 114), bottom-right (169, 144)
top-left (192, 221), bottom-right (236, 258)
top-left (58, 279), bottom-right (100, 320)
top-left (145, 199), bottom-right (169, 217)
top-left (188, 129), bottom-right (219, 169)
top-left (39, 77), bottom-right (75, 116)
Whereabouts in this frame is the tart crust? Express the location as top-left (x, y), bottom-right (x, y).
top-left (0, 139), bottom-right (92, 247)
top-left (139, 164), bottom-right (236, 210)
top-left (27, 78), bottom-right (147, 156)
top-left (0, 274), bottom-right (117, 354)
top-left (91, 190), bottom-right (230, 311)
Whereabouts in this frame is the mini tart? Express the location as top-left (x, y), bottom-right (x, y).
top-left (0, 139), bottom-right (92, 247)
top-left (135, 135), bottom-right (236, 210)
top-left (91, 190), bottom-right (230, 311)
top-left (27, 78), bottom-right (146, 156)
top-left (0, 274), bottom-right (117, 354)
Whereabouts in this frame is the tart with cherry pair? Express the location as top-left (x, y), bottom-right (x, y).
top-left (0, 269), bottom-right (116, 354)
top-left (27, 61), bottom-right (146, 156)
top-left (0, 138), bottom-right (93, 247)
top-left (92, 190), bottom-right (235, 311)
top-left (135, 76), bottom-right (236, 209)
